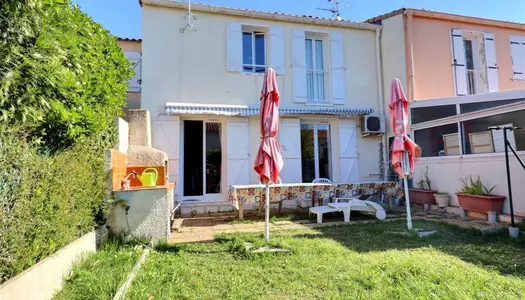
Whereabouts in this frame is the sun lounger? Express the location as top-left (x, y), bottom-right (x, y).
top-left (328, 199), bottom-right (386, 222)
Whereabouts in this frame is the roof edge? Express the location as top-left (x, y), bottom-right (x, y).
top-left (364, 8), bottom-right (525, 30)
top-left (118, 37), bottom-right (142, 42)
top-left (141, 0), bottom-right (380, 31)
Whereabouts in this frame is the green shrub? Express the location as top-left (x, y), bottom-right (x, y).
top-left (0, 0), bottom-right (132, 152)
top-left (458, 176), bottom-right (496, 196)
top-left (0, 130), bottom-right (109, 283)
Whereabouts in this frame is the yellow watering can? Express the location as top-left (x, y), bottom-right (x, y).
top-left (137, 168), bottom-right (158, 187)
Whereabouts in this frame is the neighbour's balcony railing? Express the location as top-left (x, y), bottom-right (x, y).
top-left (466, 69), bottom-right (489, 95)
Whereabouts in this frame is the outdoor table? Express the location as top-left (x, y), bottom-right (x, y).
top-left (228, 182), bottom-right (401, 220)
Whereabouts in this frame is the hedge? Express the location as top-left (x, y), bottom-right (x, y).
top-left (0, 130), bottom-right (108, 284)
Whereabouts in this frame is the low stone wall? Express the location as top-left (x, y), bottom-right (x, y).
top-left (0, 231), bottom-right (96, 300)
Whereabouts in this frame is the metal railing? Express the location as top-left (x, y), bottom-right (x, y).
top-left (466, 69), bottom-right (489, 95)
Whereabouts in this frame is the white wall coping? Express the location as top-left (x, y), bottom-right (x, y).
top-left (0, 231), bottom-right (96, 300)
top-left (141, 0), bottom-right (380, 31)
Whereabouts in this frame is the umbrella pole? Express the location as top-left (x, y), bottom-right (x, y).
top-left (403, 151), bottom-right (413, 230)
top-left (265, 183), bottom-right (270, 242)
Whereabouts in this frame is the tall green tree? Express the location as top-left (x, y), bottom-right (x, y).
top-left (0, 0), bottom-right (132, 151)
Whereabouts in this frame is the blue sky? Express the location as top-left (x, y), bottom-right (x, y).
top-left (72, 0), bottom-right (525, 39)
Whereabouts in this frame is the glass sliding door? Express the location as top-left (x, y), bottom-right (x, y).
top-left (300, 122), bottom-right (332, 183)
top-left (205, 122), bottom-right (222, 194)
top-left (183, 120), bottom-right (222, 199)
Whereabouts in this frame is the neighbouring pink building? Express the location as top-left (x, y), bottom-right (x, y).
top-left (366, 9), bottom-right (525, 219)
top-left (366, 8), bottom-right (525, 102)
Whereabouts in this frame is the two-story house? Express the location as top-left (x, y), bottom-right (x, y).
top-left (140, 0), bottom-right (386, 212)
top-left (366, 8), bottom-right (525, 102)
top-left (118, 37), bottom-right (142, 118)
top-left (366, 9), bottom-right (525, 216)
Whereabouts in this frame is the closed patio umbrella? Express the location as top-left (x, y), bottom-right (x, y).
top-left (254, 67), bottom-right (284, 242)
top-left (389, 78), bottom-right (421, 230)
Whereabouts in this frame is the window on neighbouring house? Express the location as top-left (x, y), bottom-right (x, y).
top-left (414, 123), bottom-right (459, 157)
top-left (305, 38), bottom-right (326, 104)
top-left (461, 110), bottom-right (525, 154)
top-left (300, 123), bottom-right (332, 182)
top-left (243, 32), bottom-right (266, 73)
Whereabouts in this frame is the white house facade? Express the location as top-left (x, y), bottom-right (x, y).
top-left (140, 0), bottom-right (387, 210)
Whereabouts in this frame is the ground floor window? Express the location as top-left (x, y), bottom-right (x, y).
top-left (183, 120), bottom-right (222, 197)
top-left (300, 122), bottom-right (331, 182)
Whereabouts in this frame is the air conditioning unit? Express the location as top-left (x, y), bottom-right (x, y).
top-left (361, 115), bottom-right (385, 137)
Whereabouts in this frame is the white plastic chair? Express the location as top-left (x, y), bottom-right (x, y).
top-left (312, 178), bottom-right (332, 184)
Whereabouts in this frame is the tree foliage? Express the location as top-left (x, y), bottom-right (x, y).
top-left (0, 0), bottom-right (132, 151)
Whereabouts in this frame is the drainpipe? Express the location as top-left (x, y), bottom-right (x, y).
top-left (406, 10), bottom-right (416, 101)
top-left (375, 26), bottom-right (388, 181)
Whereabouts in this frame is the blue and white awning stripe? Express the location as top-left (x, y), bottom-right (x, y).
top-left (165, 103), bottom-right (373, 117)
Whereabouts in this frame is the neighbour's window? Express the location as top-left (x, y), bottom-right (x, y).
top-left (300, 123), bottom-right (331, 182)
top-left (305, 38), bottom-right (326, 104)
top-left (411, 105), bottom-right (457, 124)
top-left (243, 32), bottom-right (265, 73)
top-left (460, 99), bottom-right (524, 114)
top-left (461, 110), bottom-right (525, 154)
top-left (414, 124), bottom-right (459, 157)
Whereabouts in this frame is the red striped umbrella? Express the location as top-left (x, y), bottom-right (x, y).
top-left (254, 68), bottom-right (283, 241)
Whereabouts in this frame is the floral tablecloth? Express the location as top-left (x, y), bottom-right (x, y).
top-left (228, 182), bottom-right (402, 210)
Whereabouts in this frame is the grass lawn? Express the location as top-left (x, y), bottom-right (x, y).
top-left (124, 220), bottom-right (525, 299)
top-left (57, 220), bottom-right (525, 299)
top-left (53, 237), bottom-right (141, 300)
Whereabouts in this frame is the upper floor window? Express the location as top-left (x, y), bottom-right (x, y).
top-left (451, 29), bottom-right (499, 96)
top-left (510, 35), bottom-right (525, 81)
top-left (243, 31), bottom-right (266, 73)
top-left (227, 23), bottom-right (285, 77)
top-left (305, 38), bottom-right (326, 104)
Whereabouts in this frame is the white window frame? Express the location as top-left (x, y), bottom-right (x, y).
top-left (300, 120), bottom-right (332, 181)
top-left (242, 31), bottom-right (267, 74)
top-left (305, 38), bottom-right (329, 105)
top-left (412, 101), bottom-right (525, 160)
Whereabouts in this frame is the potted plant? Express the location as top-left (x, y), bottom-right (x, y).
top-left (434, 192), bottom-right (450, 207)
top-left (456, 176), bottom-right (506, 214)
top-left (408, 166), bottom-right (438, 205)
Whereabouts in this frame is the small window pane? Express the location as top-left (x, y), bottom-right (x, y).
top-left (461, 110), bottom-right (525, 154)
top-left (242, 33), bottom-right (253, 66)
top-left (414, 123), bottom-right (459, 157)
top-left (301, 124), bottom-right (315, 183)
top-left (317, 124), bottom-right (331, 180)
top-left (411, 105), bottom-right (457, 124)
top-left (305, 39), bottom-right (313, 70)
top-left (315, 40), bottom-right (323, 71)
top-left (460, 99), bottom-right (524, 114)
top-left (255, 34), bottom-right (265, 68)
top-left (205, 123), bottom-right (222, 194)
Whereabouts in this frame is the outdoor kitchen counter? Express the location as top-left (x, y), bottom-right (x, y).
top-left (229, 182), bottom-right (401, 220)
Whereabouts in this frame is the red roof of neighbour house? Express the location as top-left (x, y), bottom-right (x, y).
top-left (118, 37), bottom-right (142, 42)
top-left (363, 8), bottom-right (525, 30)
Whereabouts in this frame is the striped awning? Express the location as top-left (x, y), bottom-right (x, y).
top-left (165, 103), bottom-right (373, 117)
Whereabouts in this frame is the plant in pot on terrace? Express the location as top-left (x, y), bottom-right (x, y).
top-left (456, 176), bottom-right (506, 214)
top-left (434, 192), bottom-right (450, 208)
top-left (408, 166), bottom-right (438, 205)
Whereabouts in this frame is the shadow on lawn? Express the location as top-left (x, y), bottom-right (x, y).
top-left (299, 220), bottom-right (525, 278)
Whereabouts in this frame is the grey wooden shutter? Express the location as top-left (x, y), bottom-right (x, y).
top-left (484, 33), bottom-right (499, 92)
top-left (226, 23), bottom-right (243, 73)
top-left (451, 29), bottom-right (468, 96)
top-left (292, 29), bottom-right (307, 103)
top-left (510, 35), bottom-right (525, 81)
top-left (269, 27), bottom-right (285, 75)
top-left (330, 33), bottom-right (346, 105)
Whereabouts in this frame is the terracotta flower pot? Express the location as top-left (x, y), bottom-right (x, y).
top-left (408, 189), bottom-right (438, 205)
top-left (456, 193), bottom-right (506, 213)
